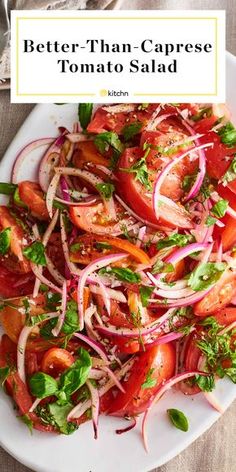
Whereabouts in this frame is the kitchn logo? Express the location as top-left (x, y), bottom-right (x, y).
top-left (99, 89), bottom-right (129, 97)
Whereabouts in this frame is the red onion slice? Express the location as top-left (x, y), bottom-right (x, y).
top-left (86, 380), bottom-right (100, 439)
top-left (12, 138), bottom-right (54, 184)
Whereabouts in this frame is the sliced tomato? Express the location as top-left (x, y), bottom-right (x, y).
top-left (178, 332), bottom-right (201, 395)
top-left (194, 267), bottom-right (236, 316)
top-left (18, 181), bottom-right (48, 220)
top-left (0, 295), bottom-right (45, 343)
top-left (0, 264), bottom-right (34, 298)
top-left (198, 131), bottom-right (236, 181)
top-left (69, 233), bottom-right (150, 265)
top-left (213, 307), bottom-right (236, 326)
top-left (46, 232), bottom-right (66, 276)
top-left (0, 206), bottom-right (31, 272)
top-left (70, 202), bottom-right (127, 236)
top-left (116, 147), bottom-right (192, 228)
top-left (87, 104), bottom-right (157, 135)
top-left (108, 343), bottom-right (175, 416)
top-left (73, 141), bottom-right (109, 169)
top-left (41, 348), bottom-right (74, 376)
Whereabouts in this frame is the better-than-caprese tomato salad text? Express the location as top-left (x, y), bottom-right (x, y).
top-left (1, 103), bottom-right (236, 447)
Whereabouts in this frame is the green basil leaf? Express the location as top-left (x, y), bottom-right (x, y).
top-left (106, 267), bottom-right (141, 284)
top-left (58, 348), bottom-right (91, 400)
top-left (141, 368), bottom-right (157, 389)
top-left (195, 374), bottom-right (215, 392)
top-left (29, 372), bottom-right (58, 399)
top-left (94, 132), bottom-right (124, 155)
top-left (78, 103), bottom-right (93, 130)
top-left (218, 122), bottom-right (236, 147)
top-left (95, 183), bottom-right (115, 200)
top-left (222, 155), bottom-right (236, 184)
top-left (157, 233), bottom-right (194, 250)
top-left (122, 121), bottom-right (143, 141)
top-left (188, 262), bottom-right (226, 292)
top-left (139, 286), bottom-right (154, 307)
top-left (62, 300), bottom-right (79, 335)
top-left (23, 241), bottom-right (46, 266)
top-left (0, 182), bottom-right (17, 195)
top-left (167, 408), bottom-right (189, 432)
top-left (0, 228), bottom-right (11, 255)
top-left (48, 402), bottom-right (78, 435)
top-left (211, 199), bottom-right (228, 218)
top-left (205, 216), bottom-right (217, 227)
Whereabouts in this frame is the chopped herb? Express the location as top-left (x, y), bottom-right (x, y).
top-left (95, 182), bottom-right (115, 200)
top-left (167, 408), bottom-right (189, 432)
top-left (122, 121), bottom-right (143, 141)
top-left (70, 242), bottom-right (82, 253)
top-left (23, 241), bottom-right (46, 266)
top-left (0, 227), bottom-right (11, 255)
top-left (39, 284), bottom-right (49, 293)
top-left (211, 199), bottom-right (228, 218)
top-left (120, 151), bottom-right (151, 190)
top-left (157, 233), bottom-right (194, 250)
top-left (100, 267), bottom-right (141, 284)
top-left (48, 402), bottom-right (78, 435)
top-left (141, 368), bottom-right (157, 389)
top-left (0, 366), bottom-right (10, 386)
top-left (20, 414), bottom-right (33, 434)
top-left (182, 172), bottom-right (197, 192)
top-left (78, 103), bottom-right (93, 130)
top-left (13, 188), bottom-right (27, 208)
top-left (222, 155), bottom-right (236, 184)
top-left (94, 132), bottom-right (123, 155)
top-left (195, 374), bottom-right (215, 392)
top-left (29, 372), bottom-right (58, 399)
top-left (45, 292), bottom-right (62, 310)
top-left (95, 242), bottom-right (112, 250)
top-left (139, 286), bottom-right (154, 307)
top-left (191, 107), bottom-right (212, 122)
top-left (188, 262), bottom-right (226, 292)
top-left (0, 182), bottom-right (17, 195)
top-left (138, 103), bottom-right (149, 110)
top-left (26, 313), bottom-right (48, 327)
top-left (206, 216), bottom-right (217, 227)
top-left (152, 260), bottom-right (174, 275)
top-left (218, 122), bottom-right (236, 147)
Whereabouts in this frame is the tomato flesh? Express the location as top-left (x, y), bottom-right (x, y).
top-left (18, 181), bottom-right (48, 220)
top-left (41, 347), bottom-right (74, 376)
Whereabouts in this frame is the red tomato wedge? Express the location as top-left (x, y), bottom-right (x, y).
top-left (116, 147), bottom-right (192, 228)
top-left (70, 202), bottom-right (127, 236)
top-left (18, 181), bottom-right (49, 220)
top-left (108, 343), bottom-right (175, 416)
top-left (41, 348), bottom-right (74, 376)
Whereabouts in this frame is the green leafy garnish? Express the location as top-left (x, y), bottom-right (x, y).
top-left (120, 151), bottom-right (151, 190)
top-left (218, 122), bottom-right (236, 147)
top-left (48, 402), bottom-right (78, 435)
top-left (188, 262), bottom-right (226, 291)
top-left (20, 414), bottom-right (34, 434)
top-left (57, 348), bottom-right (91, 403)
top-left (0, 366), bottom-right (10, 386)
top-left (0, 227), bottom-right (11, 255)
top-left (139, 286), bottom-right (154, 307)
top-left (29, 372), bottom-right (58, 399)
top-left (70, 242), bottom-right (82, 253)
top-left (94, 132), bottom-right (123, 155)
top-left (195, 374), bottom-right (215, 392)
top-left (78, 103), bottom-right (93, 130)
top-left (13, 188), bottom-right (27, 208)
top-left (122, 121), bottom-right (143, 141)
top-left (100, 267), bottom-right (141, 284)
top-left (191, 107), bottom-right (212, 122)
top-left (23, 241), bottom-right (46, 266)
top-left (141, 368), bottom-right (157, 389)
top-left (211, 199), bottom-right (228, 218)
top-left (0, 182), bottom-right (17, 195)
top-left (205, 216), bottom-right (217, 227)
top-left (167, 408), bottom-right (189, 432)
top-left (95, 242), bottom-right (112, 250)
top-left (95, 182), bottom-right (115, 200)
top-left (157, 233), bottom-right (194, 250)
top-left (62, 300), bottom-right (80, 335)
top-left (152, 260), bottom-right (174, 275)
top-left (221, 155), bottom-right (236, 184)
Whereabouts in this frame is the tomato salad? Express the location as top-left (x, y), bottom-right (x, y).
top-left (1, 102), bottom-right (236, 448)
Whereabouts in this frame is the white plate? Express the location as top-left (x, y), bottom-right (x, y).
top-left (0, 52), bottom-right (236, 472)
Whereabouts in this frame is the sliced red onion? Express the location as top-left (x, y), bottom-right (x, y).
top-left (77, 254), bottom-right (126, 331)
top-left (201, 242), bottom-right (214, 263)
top-left (42, 209), bottom-right (59, 247)
top-left (60, 175), bottom-right (70, 202)
top-left (29, 397), bottom-right (42, 413)
top-left (203, 391), bottom-right (224, 414)
top-left (145, 330), bottom-right (184, 348)
top-left (86, 380), bottom-right (100, 439)
top-left (39, 133), bottom-right (67, 192)
top-left (163, 133), bottom-right (203, 152)
top-left (54, 196), bottom-right (98, 206)
top-left (181, 121), bottom-right (207, 201)
top-left (31, 263), bottom-right (62, 294)
top-left (101, 366), bottom-right (125, 393)
top-left (219, 321), bottom-right (236, 335)
top-left (45, 255), bottom-right (65, 286)
top-left (145, 106), bottom-right (161, 130)
top-left (116, 417), bottom-right (137, 435)
top-left (52, 281), bottom-right (67, 337)
top-left (66, 133), bottom-right (91, 143)
top-left (60, 212), bottom-right (81, 276)
top-left (152, 143), bottom-right (213, 219)
top-left (46, 173), bottom-right (60, 218)
top-left (154, 287), bottom-right (195, 299)
top-left (149, 287), bottom-right (211, 308)
top-left (216, 240), bottom-right (223, 263)
top-left (73, 332), bottom-right (109, 363)
top-left (17, 312), bottom-right (58, 383)
top-left (67, 358), bottom-right (134, 421)
top-left (142, 370), bottom-right (208, 451)
top-left (95, 319), bottom-right (163, 339)
top-left (32, 267), bottom-right (42, 299)
top-left (136, 226), bottom-right (146, 248)
top-left (89, 285), bottom-right (127, 303)
top-left (12, 138), bottom-right (54, 184)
